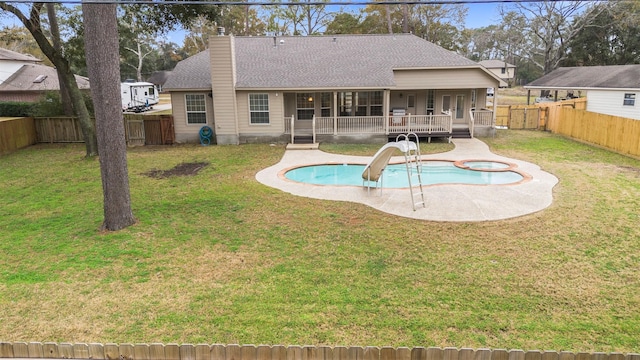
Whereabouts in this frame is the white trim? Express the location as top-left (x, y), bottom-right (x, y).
top-left (248, 93), bottom-right (270, 125)
top-left (184, 93), bottom-right (208, 126)
top-left (525, 86), bottom-right (640, 92)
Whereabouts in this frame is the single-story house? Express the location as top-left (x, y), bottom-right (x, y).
top-left (146, 70), bottom-right (172, 93)
top-left (0, 48), bottom-right (90, 102)
top-left (525, 65), bottom-right (640, 120)
top-left (479, 60), bottom-right (516, 87)
top-left (164, 33), bottom-right (503, 145)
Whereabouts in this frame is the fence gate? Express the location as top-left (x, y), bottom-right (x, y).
top-left (509, 107), bottom-right (540, 130)
top-left (125, 119), bottom-right (145, 146)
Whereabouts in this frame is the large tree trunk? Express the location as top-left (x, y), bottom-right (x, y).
top-left (402, 4), bottom-right (409, 33)
top-left (385, 5), bottom-right (393, 34)
top-left (82, 1), bottom-right (136, 231)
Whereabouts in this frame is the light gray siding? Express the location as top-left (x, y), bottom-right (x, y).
top-left (236, 90), bottom-right (285, 135)
top-left (171, 91), bottom-right (215, 143)
top-left (393, 69), bottom-right (499, 89)
top-left (587, 90), bottom-right (640, 120)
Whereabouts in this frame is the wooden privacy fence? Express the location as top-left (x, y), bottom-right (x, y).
top-left (33, 115), bottom-right (174, 146)
top-left (0, 117), bottom-right (37, 155)
top-left (496, 99), bottom-right (588, 130)
top-left (537, 98), bottom-right (587, 132)
top-left (495, 105), bottom-right (543, 130)
top-left (0, 343), bottom-right (639, 360)
top-left (35, 117), bottom-right (85, 143)
top-left (547, 106), bottom-right (640, 158)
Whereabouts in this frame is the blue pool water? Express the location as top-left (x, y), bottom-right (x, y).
top-left (284, 161), bottom-right (524, 187)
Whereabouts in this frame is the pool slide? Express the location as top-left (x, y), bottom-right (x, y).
top-left (362, 140), bottom-right (417, 182)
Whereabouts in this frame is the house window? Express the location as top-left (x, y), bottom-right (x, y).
top-left (185, 94), bottom-right (207, 124)
top-left (296, 93), bottom-right (314, 120)
top-left (355, 92), bottom-right (368, 116)
top-left (471, 89), bottom-right (477, 109)
top-left (339, 92), bottom-right (352, 116)
top-left (426, 90), bottom-right (435, 115)
top-left (623, 93), bottom-right (636, 106)
top-left (407, 94), bottom-right (415, 108)
top-left (339, 91), bottom-right (382, 116)
top-left (442, 95), bottom-right (451, 113)
top-left (320, 92), bottom-right (331, 117)
top-left (501, 67), bottom-right (506, 74)
top-left (370, 91), bottom-right (383, 116)
top-left (249, 93), bottom-right (270, 124)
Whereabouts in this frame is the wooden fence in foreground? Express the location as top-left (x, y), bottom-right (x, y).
top-left (0, 343), bottom-right (638, 360)
top-left (0, 117), bottom-right (37, 155)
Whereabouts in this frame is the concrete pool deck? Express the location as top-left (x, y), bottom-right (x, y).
top-left (256, 138), bottom-right (559, 222)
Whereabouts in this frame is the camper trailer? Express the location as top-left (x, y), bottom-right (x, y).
top-left (121, 81), bottom-right (159, 112)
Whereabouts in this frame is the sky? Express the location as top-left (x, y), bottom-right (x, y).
top-left (1, 2), bottom-right (501, 45)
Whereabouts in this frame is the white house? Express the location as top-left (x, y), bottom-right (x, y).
top-left (479, 60), bottom-right (516, 86)
top-left (525, 65), bottom-right (640, 120)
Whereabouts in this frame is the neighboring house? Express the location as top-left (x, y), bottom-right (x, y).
top-left (525, 65), bottom-right (640, 120)
top-left (0, 48), bottom-right (90, 102)
top-left (479, 60), bottom-right (516, 87)
top-left (164, 33), bottom-right (503, 145)
top-left (146, 70), bottom-right (172, 92)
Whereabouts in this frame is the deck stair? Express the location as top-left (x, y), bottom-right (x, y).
top-left (452, 127), bottom-right (472, 139)
top-left (293, 135), bottom-right (314, 144)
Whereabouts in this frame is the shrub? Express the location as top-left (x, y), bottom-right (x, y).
top-left (0, 102), bottom-right (33, 117)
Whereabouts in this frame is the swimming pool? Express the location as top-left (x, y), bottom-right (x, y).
top-left (284, 160), bottom-right (525, 188)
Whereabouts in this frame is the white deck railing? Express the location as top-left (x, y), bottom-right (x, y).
top-left (285, 112), bottom-right (479, 137)
top-left (388, 114), bottom-right (452, 134)
top-left (472, 109), bottom-right (493, 127)
top-left (314, 116), bottom-right (386, 134)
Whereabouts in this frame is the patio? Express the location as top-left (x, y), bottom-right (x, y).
top-left (256, 138), bottom-right (558, 222)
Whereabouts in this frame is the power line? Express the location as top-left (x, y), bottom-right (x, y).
top-left (0, 0), bottom-right (605, 5)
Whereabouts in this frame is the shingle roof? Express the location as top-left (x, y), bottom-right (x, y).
top-left (0, 48), bottom-right (41, 62)
top-left (163, 50), bottom-right (211, 90)
top-left (526, 65), bottom-right (640, 90)
top-left (234, 34), bottom-right (479, 89)
top-left (146, 70), bottom-right (172, 85)
top-left (0, 63), bottom-right (90, 92)
top-left (479, 60), bottom-right (515, 69)
top-left (166, 34), bottom-right (485, 90)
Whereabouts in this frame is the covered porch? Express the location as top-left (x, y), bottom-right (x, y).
top-left (281, 89), bottom-right (496, 144)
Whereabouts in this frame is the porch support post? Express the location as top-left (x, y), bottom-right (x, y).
top-left (384, 89), bottom-right (390, 135)
top-left (492, 88), bottom-right (497, 128)
top-left (333, 91), bottom-right (338, 135)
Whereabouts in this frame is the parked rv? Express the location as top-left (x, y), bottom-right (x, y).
top-left (121, 81), bottom-right (159, 112)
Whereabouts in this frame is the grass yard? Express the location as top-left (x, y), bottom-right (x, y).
top-left (1, 131), bottom-right (639, 352)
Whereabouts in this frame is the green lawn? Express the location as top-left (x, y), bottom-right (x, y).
top-left (1, 131), bottom-right (639, 352)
